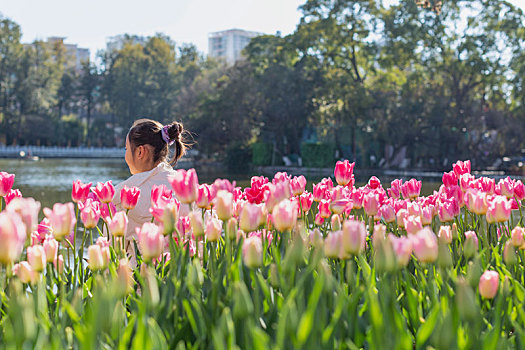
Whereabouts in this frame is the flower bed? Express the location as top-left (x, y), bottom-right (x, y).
top-left (0, 160), bottom-right (524, 348)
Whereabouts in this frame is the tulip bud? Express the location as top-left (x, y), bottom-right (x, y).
top-left (137, 223), bottom-right (164, 262)
top-left (27, 245), bottom-right (46, 272)
top-left (116, 259), bottom-right (134, 295)
top-left (109, 211), bottom-right (128, 237)
top-left (17, 261), bottom-right (37, 284)
top-left (270, 263), bottom-right (280, 288)
top-left (412, 227), bottom-right (438, 263)
top-left (438, 225), bottom-right (452, 244)
top-left (214, 190), bottom-right (233, 221)
top-left (331, 215), bottom-right (341, 231)
top-left (479, 270), bottom-right (499, 299)
top-left (226, 217), bottom-right (238, 240)
top-left (324, 231), bottom-right (342, 259)
top-left (309, 228), bottom-right (324, 248)
top-left (43, 236), bottom-right (58, 263)
top-left (437, 242), bottom-right (452, 268)
top-left (503, 241), bottom-right (517, 266)
top-left (242, 236), bottom-right (263, 268)
top-left (451, 223), bottom-right (458, 240)
top-left (205, 217), bottom-right (222, 242)
top-left (88, 245), bottom-right (106, 271)
top-left (189, 211), bottom-right (204, 238)
top-left (54, 255), bottom-right (64, 274)
top-left (511, 226), bottom-right (525, 247)
top-left (341, 220), bottom-right (367, 256)
top-left (463, 231), bottom-right (478, 259)
top-left (456, 278), bottom-right (478, 320)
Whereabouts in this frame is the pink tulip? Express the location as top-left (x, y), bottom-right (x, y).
top-left (0, 211), bottom-right (26, 265)
top-left (4, 189), bottom-right (22, 205)
top-left (388, 234), bottom-right (413, 267)
top-left (242, 235), bottom-right (263, 268)
top-left (71, 180), bottom-right (92, 203)
top-left (401, 179), bottom-right (422, 199)
top-left (272, 199), bottom-right (298, 232)
top-left (477, 177), bottom-right (495, 195)
top-left (396, 209), bottom-right (408, 228)
top-left (93, 181), bottom-right (115, 203)
top-left (0, 172), bottom-right (15, 197)
top-left (379, 204), bottom-right (396, 223)
top-left (368, 176), bottom-right (381, 190)
top-left (363, 192), bottom-right (380, 216)
top-left (464, 230), bottom-right (479, 250)
top-left (453, 160), bottom-right (471, 178)
top-left (205, 217), bottom-right (222, 242)
top-left (318, 200), bottom-right (331, 219)
top-left (404, 215), bottom-right (423, 235)
top-left (195, 184), bottom-right (212, 209)
top-left (350, 189), bottom-right (363, 209)
top-left (514, 180), bottom-right (525, 201)
top-left (496, 177), bottom-right (515, 199)
top-left (80, 198), bottom-right (101, 229)
top-left (324, 231), bottom-right (342, 259)
top-left (100, 201), bottom-right (116, 223)
top-left (151, 184), bottom-right (173, 208)
top-left (214, 190), bottom-right (233, 221)
top-left (27, 245), bottom-right (46, 272)
top-left (314, 213), bottom-right (325, 226)
top-left (487, 196), bottom-right (512, 223)
top-left (16, 261), bottom-right (37, 284)
top-left (466, 190), bottom-right (488, 215)
top-left (299, 192), bottom-right (313, 213)
top-left (109, 211), bottom-right (128, 237)
top-left (137, 222), bottom-right (164, 262)
top-left (244, 176), bottom-right (269, 204)
top-left (189, 211), bottom-right (204, 237)
top-left (290, 175), bottom-right (307, 196)
top-left (511, 226), bottom-right (525, 247)
top-left (406, 201), bottom-right (421, 217)
top-left (388, 179), bottom-right (402, 199)
top-left (421, 205), bottom-right (434, 225)
top-left (442, 171), bottom-right (457, 187)
top-left (36, 218), bottom-right (53, 244)
top-left (334, 160), bottom-right (355, 186)
top-left (43, 202), bottom-right (76, 241)
top-left (331, 215), bottom-right (342, 231)
top-left (330, 198), bottom-right (352, 215)
top-left (265, 181), bottom-right (292, 213)
top-left (43, 236), bottom-right (58, 263)
top-left (88, 244), bottom-right (106, 271)
top-left (120, 186), bottom-right (140, 210)
top-left (169, 169), bottom-right (199, 204)
top-left (478, 270), bottom-right (499, 299)
top-left (6, 197), bottom-right (41, 236)
top-left (412, 227), bottom-right (438, 263)
top-left (438, 226), bottom-right (452, 244)
top-left (312, 182), bottom-right (329, 202)
top-left (438, 198), bottom-right (459, 222)
top-left (341, 220), bottom-right (366, 255)
top-left (239, 203), bottom-right (266, 232)
top-left (309, 228), bottom-right (324, 247)
top-left (459, 173), bottom-right (475, 191)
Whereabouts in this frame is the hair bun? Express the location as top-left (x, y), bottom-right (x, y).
top-left (167, 122), bottom-right (183, 141)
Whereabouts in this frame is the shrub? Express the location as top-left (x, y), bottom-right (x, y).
top-left (300, 142), bottom-right (335, 168)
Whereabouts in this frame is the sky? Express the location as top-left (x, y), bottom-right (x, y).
top-left (1, 0), bottom-right (525, 60)
top-left (0, 0), bottom-right (304, 59)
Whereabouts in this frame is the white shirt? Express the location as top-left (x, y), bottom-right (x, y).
top-left (112, 162), bottom-right (177, 241)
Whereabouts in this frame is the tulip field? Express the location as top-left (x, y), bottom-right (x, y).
top-left (2, 160), bottom-right (525, 348)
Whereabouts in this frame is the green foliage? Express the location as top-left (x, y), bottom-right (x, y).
top-left (251, 142), bottom-right (273, 166)
top-left (300, 142), bottom-right (335, 168)
top-left (224, 143), bottom-right (252, 173)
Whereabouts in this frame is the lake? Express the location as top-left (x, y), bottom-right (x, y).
top-left (0, 158), bottom-right (444, 211)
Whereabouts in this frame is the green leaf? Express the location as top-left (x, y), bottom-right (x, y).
top-left (416, 304), bottom-right (440, 347)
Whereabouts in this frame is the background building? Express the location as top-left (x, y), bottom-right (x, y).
top-left (208, 29), bottom-right (262, 64)
top-left (46, 37), bottom-right (89, 71)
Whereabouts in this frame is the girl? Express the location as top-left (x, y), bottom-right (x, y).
top-left (112, 118), bottom-right (188, 257)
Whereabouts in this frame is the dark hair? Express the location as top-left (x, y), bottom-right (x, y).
top-left (128, 118), bottom-right (187, 165)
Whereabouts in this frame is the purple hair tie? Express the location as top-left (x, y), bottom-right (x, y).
top-left (161, 125), bottom-right (175, 146)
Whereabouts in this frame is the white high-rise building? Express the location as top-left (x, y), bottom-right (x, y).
top-left (46, 37), bottom-right (89, 71)
top-left (208, 29), bottom-right (263, 64)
